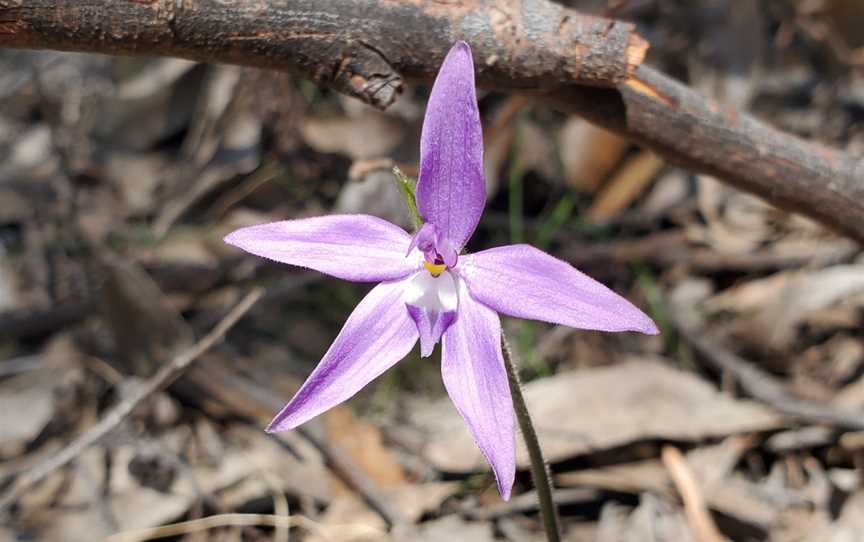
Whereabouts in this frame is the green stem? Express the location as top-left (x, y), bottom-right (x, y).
top-left (502, 335), bottom-right (562, 542)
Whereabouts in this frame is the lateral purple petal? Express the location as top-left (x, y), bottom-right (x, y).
top-left (441, 280), bottom-right (515, 500)
top-left (460, 244), bottom-right (659, 334)
top-left (417, 41), bottom-right (486, 250)
top-left (267, 280), bottom-right (419, 432)
top-left (224, 215), bottom-right (418, 283)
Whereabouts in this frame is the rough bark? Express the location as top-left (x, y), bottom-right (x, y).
top-left (0, 0), bottom-right (646, 108)
top-left (1, 0), bottom-right (863, 242)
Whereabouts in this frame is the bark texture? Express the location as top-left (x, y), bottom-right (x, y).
top-left (0, 0), bottom-right (645, 108)
top-left (1, 0), bottom-right (862, 242)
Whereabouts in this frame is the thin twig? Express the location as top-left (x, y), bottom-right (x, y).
top-left (292, 427), bottom-right (411, 530)
top-left (672, 316), bottom-right (864, 431)
top-left (502, 336), bottom-right (562, 542)
top-left (104, 512), bottom-right (384, 542)
top-left (180, 357), bottom-right (411, 530)
top-left (460, 487), bottom-right (598, 521)
top-left (662, 445), bottom-right (726, 542)
top-left (105, 513), bottom-right (299, 542)
top-left (260, 469), bottom-right (290, 542)
top-left (0, 288), bottom-right (263, 514)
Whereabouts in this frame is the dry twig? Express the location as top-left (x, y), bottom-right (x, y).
top-left (104, 512), bottom-right (384, 542)
top-left (182, 357), bottom-right (412, 529)
top-left (0, 288), bottom-right (263, 514)
top-left (673, 317), bottom-right (864, 431)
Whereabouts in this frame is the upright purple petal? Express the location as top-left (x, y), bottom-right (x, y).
top-left (441, 280), bottom-right (515, 500)
top-left (459, 244), bottom-right (659, 334)
top-left (225, 215), bottom-right (418, 283)
top-left (267, 280), bottom-right (418, 432)
top-left (417, 41), bottom-right (486, 250)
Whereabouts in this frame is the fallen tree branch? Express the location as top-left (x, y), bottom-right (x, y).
top-left (1, 0), bottom-right (862, 241)
top-left (0, 288), bottom-right (263, 514)
top-left (548, 68), bottom-right (864, 243)
top-left (0, 0), bottom-right (645, 107)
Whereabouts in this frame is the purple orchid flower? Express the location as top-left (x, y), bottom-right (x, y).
top-left (224, 42), bottom-right (658, 500)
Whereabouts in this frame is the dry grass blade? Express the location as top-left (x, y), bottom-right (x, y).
top-left (260, 469), bottom-right (291, 542)
top-left (662, 446), bottom-right (726, 542)
top-left (587, 150), bottom-right (665, 220)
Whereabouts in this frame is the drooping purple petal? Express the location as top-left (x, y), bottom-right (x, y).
top-left (224, 215), bottom-right (418, 283)
top-left (459, 244), bottom-right (659, 334)
top-left (267, 280), bottom-right (418, 432)
top-left (441, 280), bottom-right (515, 500)
top-left (417, 41), bottom-right (486, 250)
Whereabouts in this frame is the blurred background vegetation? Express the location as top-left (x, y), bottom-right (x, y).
top-left (2, 0), bottom-right (864, 540)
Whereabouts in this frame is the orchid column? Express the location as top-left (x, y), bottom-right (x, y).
top-left (225, 42), bottom-right (658, 537)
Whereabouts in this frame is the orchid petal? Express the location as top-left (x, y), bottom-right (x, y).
top-left (460, 244), bottom-right (659, 334)
top-left (407, 306), bottom-right (456, 358)
top-left (403, 270), bottom-right (458, 312)
top-left (417, 41), bottom-right (485, 250)
top-left (267, 280), bottom-right (418, 432)
top-left (441, 280), bottom-right (515, 500)
top-left (225, 215), bottom-right (418, 283)
top-left (407, 222), bottom-right (438, 259)
top-left (404, 270), bottom-right (458, 356)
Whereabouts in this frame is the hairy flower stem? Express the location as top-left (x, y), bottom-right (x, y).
top-left (502, 336), bottom-right (562, 542)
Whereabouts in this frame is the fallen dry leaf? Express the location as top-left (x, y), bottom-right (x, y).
top-left (597, 494), bottom-right (694, 542)
top-left (336, 167), bottom-right (411, 228)
top-left (412, 358), bottom-right (783, 472)
top-left (302, 110), bottom-right (404, 160)
top-left (383, 482), bottom-right (460, 523)
top-left (587, 150), bottom-right (665, 220)
top-left (414, 515), bottom-right (494, 542)
top-left (324, 407), bottom-right (407, 489)
top-left (559, 437), bottom-right (778, 533)
top-left (187, 424), bottom-right (331, 503)
top-left (304, 492), bottom-right (388, 542)
top-left (705, 264), bottom-right (864, 347)
top-left (0, 370), bottom-right (57, 455)
top-left (557, 118), bottom-right (629, 193)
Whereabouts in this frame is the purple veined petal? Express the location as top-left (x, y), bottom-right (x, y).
top-left (436, 235), bottom-right (458, 268)
top-left (460, 244), bottom-right (659, 334)
top-left (267, 280), bottom-right (419, 432)
top-left (224, 214), bottom-right (420, 283)
top-left (441, 279), bottom-right (515, 500)
top-left (417, 41), bottom-right (486, 250)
